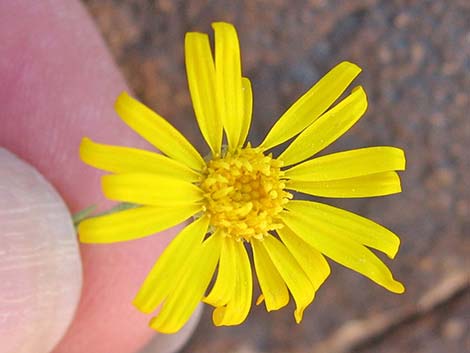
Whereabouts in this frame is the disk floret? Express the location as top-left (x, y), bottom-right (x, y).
top-left (200, 147), bottom-right (292, 241)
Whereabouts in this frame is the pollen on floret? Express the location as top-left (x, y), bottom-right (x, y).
top-left (200, 147), bottom-right (292, 241)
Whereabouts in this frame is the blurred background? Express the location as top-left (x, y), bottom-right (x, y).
top-left (82, 1), bottom-right (468, 352)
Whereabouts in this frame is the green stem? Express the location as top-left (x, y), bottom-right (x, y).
top-left (72, 203), bottom-right (137, 228)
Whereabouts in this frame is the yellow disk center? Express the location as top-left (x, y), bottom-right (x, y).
top-left (200, 147), bottom-right (292, 241)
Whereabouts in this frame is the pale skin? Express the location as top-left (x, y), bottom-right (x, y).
top-left (0, 1), bottom-right (198, 352)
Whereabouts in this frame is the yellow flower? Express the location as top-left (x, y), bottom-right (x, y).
top-left (78, 22), bottom-right (406, 334)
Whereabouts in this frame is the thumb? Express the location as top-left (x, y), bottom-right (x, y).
top-left (0, 148), bottom-right (82, 353)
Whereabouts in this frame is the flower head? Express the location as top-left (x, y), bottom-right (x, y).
top-left (78, 22), bottom-right (406, 333)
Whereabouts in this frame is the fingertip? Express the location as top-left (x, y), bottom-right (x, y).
top-left (1, 1), bottom-right (201, 352)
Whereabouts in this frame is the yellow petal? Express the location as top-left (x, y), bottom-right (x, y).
top-left (150, 232), bottom-right (222, 334)
top-left (260, 61), bottom-right (361, 150)
top-left (279, 86), bottom-right (368, 166)
top-left (285, 200), bottom-right (400, 258)
top-left (80, 137), bottom-right (200, 182)
top-left (285, 147), bottom-right (406, 181)
top-left (261, 235), bottom-right (315, 323)
top-left (78, 204), bottom-right (201, 243)
top-left (133, 216), bottom-right (210, 313)
top-left (213, 240), bottom-right (253, 326)
top-left (286, 171), bottom-right (402, 198)
top-left (251, 238), bottom-right (289, 311)
top-left (281, 203), bottom-right (404, 293)
top-left (277, 226), bottom-right (330, 290)
top-left (204, 236), bottom-right (237, 307)
top-left (101, 173), bottom-right (203, 206)
top-left (185, 32), bottom-right (222, 155)
top-left (238, 77), bottom-right (253, 148)
top-left (115, 92), bottom-right (205, 170)
top-left (212, 22), bottom-right (245, 151)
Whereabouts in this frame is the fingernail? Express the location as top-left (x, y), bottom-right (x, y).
top-left (0, 148), bottom-right (82, 353)
top-left (138, 305), bottom-right (202, 353)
